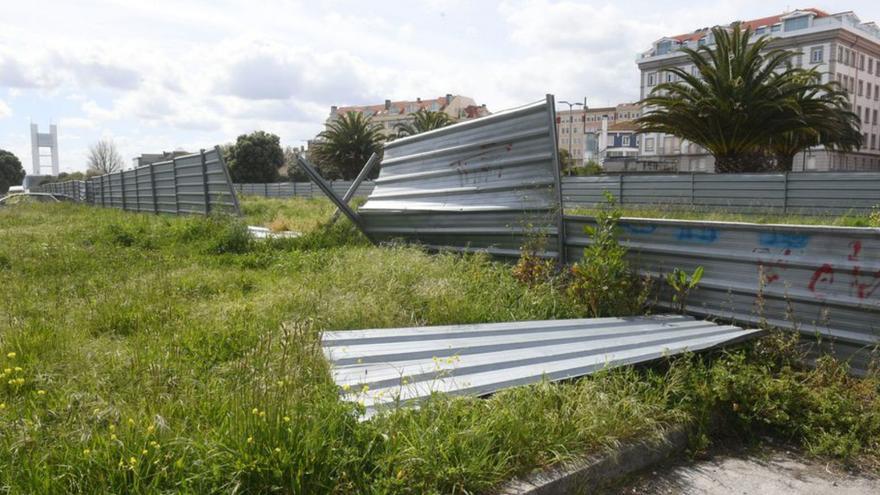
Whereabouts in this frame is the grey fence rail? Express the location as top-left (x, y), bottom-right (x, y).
top-left (234, 181), bottom-right (376, 199)
top-left (40, 147), bottom-right (240, 216)
top-left (564, 215), bottom-right (880, 375)
top-left (236, 172), bottom-right (880, 216)
top-left (562, 173), bottom-right (880, 215)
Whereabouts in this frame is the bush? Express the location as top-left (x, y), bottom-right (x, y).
top-left (566, 193), bottom-right (650, 317)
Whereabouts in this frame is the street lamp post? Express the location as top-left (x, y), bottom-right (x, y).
top-left (559, 99), bottom-right (584, 170)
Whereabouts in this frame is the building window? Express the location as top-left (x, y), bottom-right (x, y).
top-left (647, 72), bottom-right (656, 86)
top-left (875, 86), bottom-right (879, 100)
top-left (644, 137), bottom-right (655, 152)
top-left (784, 16), bottom-right (809, 31)
top-left (860, 54), bottom-right (865, 70)
top-left (666, 72), bottom-right (673, 83)
top-left (810, 46), bottom-right (823, 63)
top-left (873, 109), bottom-right (878, 125)
top-left (838, 46), bottom-right (844, 62)
top-left (770, 23), bottom-right (781, 32)
top-left (872, 134), bottom-right (877, 150)
top-left (866, 107), bottom-right (871, 123)
top-left (859, 80), bottom-right (864, 96)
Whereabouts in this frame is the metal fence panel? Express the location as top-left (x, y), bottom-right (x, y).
top-left (562, 172), bottom-right (880, 215)
top-left (322, 314), bottom-right (759, 417)
top-left (358, 96), bottom-right (564, 259)
top-left (38, 147), bottom-right (238, 216)
top-left (564, 215), bottom-right (880, 374)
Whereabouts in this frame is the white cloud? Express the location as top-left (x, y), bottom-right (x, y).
top-left (0, 99), bottom-right (11, 119)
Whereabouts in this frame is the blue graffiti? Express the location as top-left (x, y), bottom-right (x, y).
top-left (759, 232), bottom-right (810, 249)
top-left (621, 223), bottom-right (658, 235)
top-left (676, 227), bottom-right (719, 244)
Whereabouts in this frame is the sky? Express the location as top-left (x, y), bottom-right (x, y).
top-left (1, 0), bottom-right (878, 173)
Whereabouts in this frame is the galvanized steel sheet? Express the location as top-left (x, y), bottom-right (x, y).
top-left (323, 314), bottom-right (760, 417)
top-left (565, 215), bottom-right (880, 374)
top-left (359, 96), bottom-right (565, 259)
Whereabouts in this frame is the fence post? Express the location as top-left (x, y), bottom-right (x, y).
top-left (200, 149), bottom-right (211, 215)
top-left (172, 156), bottom-right (180, 215)
top-left (618, 175), bottom-right (624, 205)
top-left (690, 173), bottom-right (695, 207)
top-left (149, 163), bottom-right (158, 214)
top-left (783, 172), bottom-right (789, 214)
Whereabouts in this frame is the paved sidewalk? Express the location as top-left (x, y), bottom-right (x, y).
top-left (605, 447), bottom-right (880, 495)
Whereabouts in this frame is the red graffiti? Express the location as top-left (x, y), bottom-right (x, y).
top-left (808, 264), bottom-right (835, 293)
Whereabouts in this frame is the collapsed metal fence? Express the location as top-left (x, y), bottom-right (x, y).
top-left (39, 147), bottom-right (240, 216)
top-left (294, 94), bottom-right (879, 374)
top-left (237, 173), bottom-right (880, 217)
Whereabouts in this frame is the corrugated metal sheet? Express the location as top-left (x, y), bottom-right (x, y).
top-left (563, 172), bottom-right (880, 215)
top-left (323, 314), bottom-right (760, 417)
top-left (564, 215), bottom-right (880, 375)
top-left (359, 95), bottom-right (566, 260)
top-left (41, 147), bottom-right (239, 216)
top-left (234, 181), bottom-right (377, 199)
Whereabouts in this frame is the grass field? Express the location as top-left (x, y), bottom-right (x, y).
top-left (1, 198), bottom-right (878, 493)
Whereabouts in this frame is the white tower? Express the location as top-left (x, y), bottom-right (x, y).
top-left (30, 123), bottom-right (60, 175)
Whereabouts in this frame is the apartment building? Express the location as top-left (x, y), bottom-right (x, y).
top-left (556, 102), bottom-right (640, 167)
top-left (327, 94), bottom-right (490, 140)
top-left (637, 8), bottom-right (880, 172)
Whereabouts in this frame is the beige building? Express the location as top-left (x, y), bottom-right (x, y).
top-left (637, 8), bottom-right (880, 172)
top-left (327, 94), bottom-right (490, 140)
top-left (556, 102), bottom-right (640, 167)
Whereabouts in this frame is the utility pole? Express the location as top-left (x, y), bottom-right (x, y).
top-left (559, 100), bottom-right (584, 170)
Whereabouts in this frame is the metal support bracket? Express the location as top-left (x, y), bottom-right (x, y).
top-left (328, 152), bottom-right (380, 226)
top-left (295, 154), bottom-right (375, 243)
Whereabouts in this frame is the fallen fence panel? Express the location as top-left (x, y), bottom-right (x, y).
top-left (564, 215), bottom-right (880, 374)
top-left (323, 314), bottom-right (760, 417)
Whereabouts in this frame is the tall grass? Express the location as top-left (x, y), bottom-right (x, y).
top-left (1, 201), bottom-right (878, 493)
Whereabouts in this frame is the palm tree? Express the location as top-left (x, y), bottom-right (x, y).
top-left (394, 109), bottom-right (454, 137)
top-left (636, 24), bottom-right (857, 173)
top-left (311, 112), bottom-right (384, 180)
top-left (769, 73), bottom-right (862, 171)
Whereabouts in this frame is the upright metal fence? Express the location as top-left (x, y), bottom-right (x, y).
top-left (564, 215), bottom-right (880, 375)
top-left (563, 172), bottom-right (880, 215)
top-left (234, 181), bottom-right (376, 199)
top-left (40, 147), bottom-right (239, 216)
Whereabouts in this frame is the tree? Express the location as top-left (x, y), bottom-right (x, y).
top-left (0, 149), bottom-right (25, 194)
top-left (310, 112), bottom-right (384, 180)
top-left (394, 109), bottom-right (454, 137)
top-left (769, 75), bottom-right (862, 171)
top-left (87, 139), bottom-right (124, 175)
top-left (558, 148), bottom-right (574, 171)
top-left (227, 131), bottom-right (283, 183)
top-left (636, 24), bottom-right (859, 173)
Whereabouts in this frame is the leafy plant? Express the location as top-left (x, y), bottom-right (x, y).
top-left (512, 236), bottom-right (555, 287)
top-left (870, 205), bottom-right (880, 228)
top-left (567, 192), bottom-right (649, 317)
top-left (394, 109), bottom-right (454, 137)
top-left (666, 266), bottom-right (704, 313)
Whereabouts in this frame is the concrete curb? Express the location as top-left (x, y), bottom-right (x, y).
top-left (497, 424), bottom-right (690, 495)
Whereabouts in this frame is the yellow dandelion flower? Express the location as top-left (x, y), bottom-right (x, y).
top-left (110, 434), bottom-right (117, 441)
top-left (36, 390), bottom-right (46, 395)
top-left (0, 403), bottom-right (5, 410)
top-left (274, 447), bottom-right (281, 453)
top-left (6, 352), bottom-right (15, 359)
top-left (251, 407), bottom-right (259, 415)
top-left (246, 436), bottom-right (253, 444)
top-left (341, 383), bottom-right (351, 392)
top-left (3, 368), bottom-right (10, 374)
top-left (146, 425), bottom-right (155, 433)
top-left (141, 449), bottom-right (148, 455)
top-left (283, 416), bottom-right (291, 423)
top-left (276, 380), bottom-right (285, 387)
top-left (109, 425), bottom-right (115, 431)
top-left (361, 385), bottom-right (370, 393)
top-left (83, 449), bottom-right (91, 455)
top-left (128, 418), bottom-right (135, 425)
top-left (13, 367), bottom-right (22, 372)
top-left (93, 408), bottom-right (100, 415)
top-left (150, 441), bottom-right (160, 449)
top-left (129, 457), bottom-right (137, 466)
top-left (259, 410), bottom-right (266, 418)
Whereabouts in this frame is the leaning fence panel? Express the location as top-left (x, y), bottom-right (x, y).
top-left (564, 215), bottom-right (880, 375)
